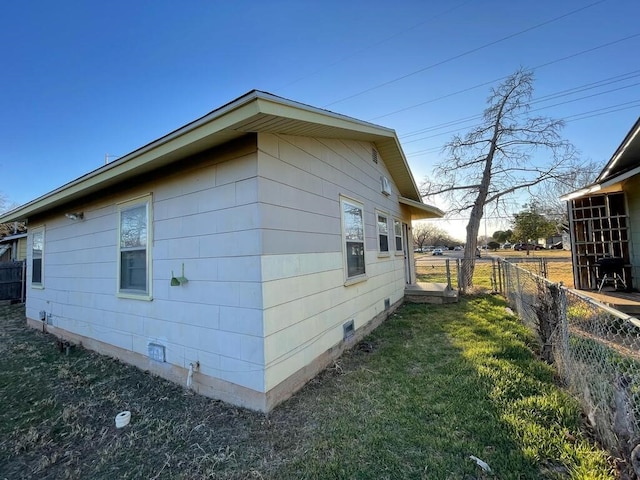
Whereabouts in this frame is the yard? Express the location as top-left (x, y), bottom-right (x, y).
top-left (415, 250), bottom-right (574, 289)
top-left (0, 297), bottom-right (614, 479)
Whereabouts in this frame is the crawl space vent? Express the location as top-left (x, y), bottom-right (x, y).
top-left (148, 343), bottom-right (166, 362)
top-left (343, 320), bottom-right (355, 340)
top-left (384, 298), bottom-right (391, 310)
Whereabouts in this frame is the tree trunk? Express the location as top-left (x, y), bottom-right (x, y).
top-left (461, 207), bottom-right (483, 292)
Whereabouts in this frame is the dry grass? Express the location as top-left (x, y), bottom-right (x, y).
top-left (0, 299), bottom-right (613, 479)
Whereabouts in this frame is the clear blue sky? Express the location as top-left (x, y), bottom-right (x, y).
top-left (1, 0), bottom-right (638, 237)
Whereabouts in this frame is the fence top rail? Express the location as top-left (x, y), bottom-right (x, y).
top-left (562, 286), bottom-right (640, 328)
top-left (501, 258), bottom-right (640, 328)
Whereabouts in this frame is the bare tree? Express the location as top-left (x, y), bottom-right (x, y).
top-left (412, 222), bottom-right (456, 250)
top-left (0, 193), bottom-right (24, 238)
top-left (421, 69), bottom-right (577, 291)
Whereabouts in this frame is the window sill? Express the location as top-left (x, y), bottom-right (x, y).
top-left (344, 275), bottom-right (368, 286)
top-left (31, 284), bottom-right (44, 290)
top-left (117, 292), bottom-right (153, 301)
top-left (394, 252), bottom-right (404, 256)
top-left (377, 252), bottom-right (390, 258)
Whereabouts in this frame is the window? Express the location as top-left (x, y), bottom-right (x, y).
top-left (31, 228), bottom-right (44, 287)
top-left (377, 213), bottom-right (389, 253)
top-left (118, 196), bottom-right (152, 298)
top-left (341, 198), bottom-right (365, 279)
top-left (394, 220), bottom-right (403, 252)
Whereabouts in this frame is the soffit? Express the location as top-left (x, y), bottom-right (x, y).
top-left (0, 91), bottom-right (430, 222)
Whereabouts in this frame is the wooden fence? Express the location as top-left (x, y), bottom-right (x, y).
top-left (0, 261), bottom-right (26, 303)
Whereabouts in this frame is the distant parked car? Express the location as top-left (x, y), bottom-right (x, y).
top-left (454, 246), bottom-right (463, 251)
top-left (550, 241), bottom-right (563, 249)
top-left (502, 243), bottom-right (513, 249)
top-left (513, 243), bottom-right (545, 251)
top-left (432, 248), bottom-right (443, 256)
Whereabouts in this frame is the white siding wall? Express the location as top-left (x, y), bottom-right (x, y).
top-left (257, 133), bottom-right (410, 391)
top-left (26, 141), bottom-right (266, 392)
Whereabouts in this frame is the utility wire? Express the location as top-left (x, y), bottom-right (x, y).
top-left (274, 0), bottom-right (475, 91)
top-left (380, 32), bottom-right (640, 124)
top-left (401, 82), bottom-right (640, 145)
top-left (400, 69), bottom-right (640, 138)
top-left (404, 100), bottom-right (640, 158)
top-left (323, 0), bottom-right (606, 107)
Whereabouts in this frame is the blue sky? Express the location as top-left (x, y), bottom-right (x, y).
top-left (1, 0), bottom-right (638, 236)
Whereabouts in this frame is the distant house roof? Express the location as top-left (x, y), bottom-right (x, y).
top-left (562, 117), bottom-right (640, 201)
top-left (0, 90), bottom-right (442, 223)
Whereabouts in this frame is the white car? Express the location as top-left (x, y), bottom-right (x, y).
top-left (432, 248), bottom-right (443, 256)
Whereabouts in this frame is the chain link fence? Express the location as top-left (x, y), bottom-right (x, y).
top-left (499, 259), bottom-right (640, 472)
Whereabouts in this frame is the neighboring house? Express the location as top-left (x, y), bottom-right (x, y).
top-left (0, 232), bottom-right (27, 262)
top-left (563, 117), bottom-right (640, 291)
top-left (0, 91), bottom-right (443, 411)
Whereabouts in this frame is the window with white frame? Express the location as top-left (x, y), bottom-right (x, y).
top-left (118, 196), bottom-right (152, 297)
top-left (341, 197), bottom-right (366, 279)
top-left (31, 228), bottom-right (44, 287)
top-left (377, 213), bottom-right (389, 253)
top-left (394, 220), bottom-right (403, 252)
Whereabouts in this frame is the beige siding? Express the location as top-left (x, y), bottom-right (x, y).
top-left (257, 133), bottom-right (410, 391)
top-left (25, 137), bottom-right (267, 394)
top-left (25, 131), bottom-right (417, 409)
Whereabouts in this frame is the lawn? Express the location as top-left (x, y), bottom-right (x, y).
top-left (0, 298), bottom-right (613, 479)
top-left (416, 251), bottom-right (574, 289)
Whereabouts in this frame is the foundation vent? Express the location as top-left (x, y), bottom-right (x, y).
top-left (148, 343), bottom-right (166, 362)
top-left (384, 298), bottom-right (391, 310)
top-left (343, 319), bottom-right (355, 340)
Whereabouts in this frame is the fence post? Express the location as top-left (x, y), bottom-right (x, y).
top-left (456, 258), bottom-right (461, 292)
top-left (21, 260), bottom-right (26, 303)
top-left (491, 258), bottom-right (498, 292)
top-left (445, 259), bottom-right (452, 291)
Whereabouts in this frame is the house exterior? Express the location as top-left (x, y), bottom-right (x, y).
top-left (563, 117), bottom-right (640, 291)
top-left (0, 232), bottom-right (27, 262)
top-left (0, 91), bottom-right (443, 411)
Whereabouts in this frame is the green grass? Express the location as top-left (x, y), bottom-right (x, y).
top-left (416, 261), bottom-right (495, 289)
top-left (0, 299), bottom-right (613, 479)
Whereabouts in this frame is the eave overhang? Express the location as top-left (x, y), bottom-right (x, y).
top-left (398, 196), bottom-right (445, 220)
top-left (0, 91), bottom-right (431, 223)
top-left (561, 116), bottom-right (640, 202)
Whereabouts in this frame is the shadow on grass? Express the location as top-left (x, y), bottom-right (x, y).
top-left (0, 299), bottom-right (612, 479)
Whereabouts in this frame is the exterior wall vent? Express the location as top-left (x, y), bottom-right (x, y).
top-left (372, 147), bottom-right (378, 164)
top-left (148, 343), bottom-right (166, 362)
top-left (381, 176), bottom-right (391, 196)
top-left (384, 298), bottom-right (390, 310)
top-left (343, 319), bottom-right (355, 340)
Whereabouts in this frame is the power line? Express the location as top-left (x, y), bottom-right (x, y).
top-left (373, 32), bottom-right (640, 122)
top-left (323, 0), bottom-right (606, 108)
top-left (274, 0), bottom-right (475, 92)
top-left (404, 100), bottom-right (640, 158)
top-left (401, 82), bottom-right (640, 146)
top-left (399, 69), bottom-right (640, 138)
